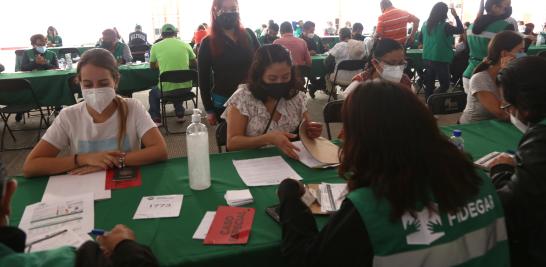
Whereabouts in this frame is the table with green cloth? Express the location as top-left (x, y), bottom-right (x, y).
top-left (311, 54), bottom-right (328, 78)
top-left (0, 63), bottom-right (159, 106)
top-left (8, 120), bottom-right (522, 267)
top-left (15, 46), bottom-right (95, 71)
top-left (406, 49), bottom-right (424, 71)
top-left (321, 36), bottom-right (340, 50)
top-left (527, 45), bottom-right (546, 56)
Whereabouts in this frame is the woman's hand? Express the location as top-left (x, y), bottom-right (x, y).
top-left (97, 224), bottom-right (136, 257)
top-left (207, 113), bottom-right (218, 126)
top-left (500, 55), bottom-right (515, 69)
top-left (79, 151), bottom-right (125, 169)
top-left (68, 166), bottom-right (104, 175)
top-left (305, 121), bottom-right (323, 139)
top-left (267, 132), bottom-right (300, 160)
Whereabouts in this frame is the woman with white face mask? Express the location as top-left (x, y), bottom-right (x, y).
top-left (487, 56), bottom-right (546, 266)
top-left (343, 38), bottom-right (412, 98)
top-left (23, 48), bottom-right (168, 178)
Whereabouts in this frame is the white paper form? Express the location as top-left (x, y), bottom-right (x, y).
top-left (232, 156), bottom-right (303, 186)
top-left (19, 193), bottom-right (94, 241)
top-left (319, 183), bottom-right (348, 213)
top-left (192, 211), bottom-right (216, 240)
top-left (42, 171), bottom-right (111, 202)
top-left (27, 228), bottom-right (91, 252)
top-left (133, 195), bottom-right (184, 219)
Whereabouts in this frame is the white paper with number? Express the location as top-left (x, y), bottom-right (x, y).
top-left (133, 195), bottom-right (184, 219)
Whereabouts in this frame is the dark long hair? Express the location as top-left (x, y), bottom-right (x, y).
top-left (427, 2), bottom-right (449, 34)
top-left (339, 81), bottom-right (482, 219)
top-left (209, 0), bottom-right (249, 57)
top-left (247, 44), bottom-right (302, 102)
top-left (473, 30), bottom-right (522, 74)
top-left (77, 48), bottom-right (128, 151)
top-left (499, 56), bottom-right (546, 124)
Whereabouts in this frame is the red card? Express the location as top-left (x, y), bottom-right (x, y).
top-left (105, 167), bottom-right (142, 189)
top-left (204, 206), bottom-right (255, 245)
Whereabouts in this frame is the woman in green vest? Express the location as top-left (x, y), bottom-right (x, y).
top-left (463, 0), bottom-right (514, 93)
top-left (277, 81), bottom-right (509, 267)
top-left (46, 26), bottom-right (63, 47)
top-left (488, 56), bottom-right (546, 266)
top-left (421, 2), bottom-right (463, 100)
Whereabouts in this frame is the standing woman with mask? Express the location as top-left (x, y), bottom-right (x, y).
top-left (223, 45), bottom-right (322, 159)
top-left (460, 31), bottom-right (523, 124)
top-left (23, 48), bottom-right (167, 177)
top-left (487, 56), bottom-right (546, 266)
top-left (421, 2), bottom-right (464, 100)
top-left (343, 38), bottom-right (411, 97)
top-left (463, 0), bottom-right (514, 93)
top-left (198, 0), bottom-right (260, 126)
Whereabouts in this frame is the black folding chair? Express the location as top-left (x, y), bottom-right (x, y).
top-left (323, 100), bottom-right (344, 140)
top-left (427, 91), bottom-right (467, 115)
top-left (0, 79), bottom-right (49, 151)
top-left (129, 44), bottom-right (150, 62)
top-left (329, 60), bottom-right (365, 101)
top-left (159, 70), bottom-right (199, 134)
top-left (58, 48), bottom-right (81, 62)
top-left (215, 121), bottom-right (228, 153)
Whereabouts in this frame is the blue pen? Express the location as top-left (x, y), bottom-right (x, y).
top-left (89, 229), bottom-right (106, 236)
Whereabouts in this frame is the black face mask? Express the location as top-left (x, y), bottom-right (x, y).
top-left (217, 12), bottom-right (239, 30)
top-left (262, 82), bottom-right (291, 100)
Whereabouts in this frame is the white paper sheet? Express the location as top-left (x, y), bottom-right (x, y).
top-left (42, 171), bottom-right (111, 202)
top-left (293, 141), bottom-right (325, 168)
top-left (133, 195), bottom-right (184, 219)
top-left (19, 193), bottom-right (94, 241)
top-left (319, 183), bottom-right (348, 212)
top-left (225, 189), bottom-right (253, 206)
top-left (192, 211), bottom-right (216, 240)
top-left (27, 228), bottom-right (91, 252)
top-left (232, 156), bottom-right (302, 186)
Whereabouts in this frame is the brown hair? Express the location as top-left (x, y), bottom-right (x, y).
top-left (247, 44), bottom-right (303, 102)
top-left (77, 48), bottom-right (128, 151)
top-left (473, 30), bottom-right (522, 74)
top-left (209, 0), bottom-right (250, 57)
top-left (339, 81), bottom-right (482, 220)
top-left (30, 34), bottom-right (46, 45)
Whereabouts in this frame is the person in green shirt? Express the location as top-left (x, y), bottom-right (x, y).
top-left (46, 26), bottom-right (63, 47)
top-left (421, 2), bottom-right (463, 100)
top-left (148, 24), bottom-right (197, 125)
top-left (0, 161), bottom-right (159, 267)
top-left (98, 29), bottom-right (132, 65)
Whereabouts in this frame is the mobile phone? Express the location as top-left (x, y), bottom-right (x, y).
top-left (265, 204), bottom-right (280, 224)
top-left (113, 167), bottom-right (137, 181)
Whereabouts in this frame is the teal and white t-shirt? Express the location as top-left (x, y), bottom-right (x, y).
top-left (42, 98), bottom-right (156, 154)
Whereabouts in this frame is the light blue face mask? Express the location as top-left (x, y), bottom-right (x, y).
top-left (516, 52), bottom-right (527, 59)
top-left (35, 46), bottom-right (47, 54)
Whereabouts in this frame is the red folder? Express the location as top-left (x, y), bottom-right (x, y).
top-left (204, 206), bottom-right (255, 245)
top-left (105, 167), bottom-right (142, 189)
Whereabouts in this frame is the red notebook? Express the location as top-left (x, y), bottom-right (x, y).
top-left (204, 206), bottom-right (255, 245)
top-left (105, 167), bottom-right (142, 189)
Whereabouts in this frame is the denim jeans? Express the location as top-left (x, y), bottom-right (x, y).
top-left (424, 60), bottom-right (451, 101)
top-left (148, 86), bottom-right (187, 120)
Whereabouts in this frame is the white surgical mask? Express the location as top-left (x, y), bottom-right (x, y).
top-left (510, 112), bottom-right (529, 133)
top-left (35, 46), bottom-right (47, 54)
top-left (82, 87), bottom-right (116, 114)
top-left (307, 33), bottom-right (315, 39)
top-left (380, 64), bottom-right (405, 83)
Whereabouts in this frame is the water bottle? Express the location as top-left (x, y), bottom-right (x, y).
top-left (186, 109), bottom-right (211, 190)
top-left (144, 51), bottom-right (150, 63)
top-left (65, 53), bottom-right (73, 70)
top-left (450, 130), bottom-right (464, 151)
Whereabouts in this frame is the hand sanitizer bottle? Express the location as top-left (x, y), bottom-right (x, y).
top-left (186, 109), bottom-right (211, 190)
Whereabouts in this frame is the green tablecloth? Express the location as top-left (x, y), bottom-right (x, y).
top-left (311, 55), bottom-right (327, 78)
top-left (15, 46), bottom-right (94, 71)
top-left (0, 64), bottom-right (158, 106)
top-left (527, 45), bottom-right (546, 56)
top-left (9, 120), bottom-right (522, 267)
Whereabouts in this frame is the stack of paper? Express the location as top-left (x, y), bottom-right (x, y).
top-left (293, 141), bottom-right (339, 169)
top-left (42, 171), bottom-right (111, 202)
top-left (232, 156), bottom-right (302, 186)
top-left (224, 189), bottom-right (254, 206)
